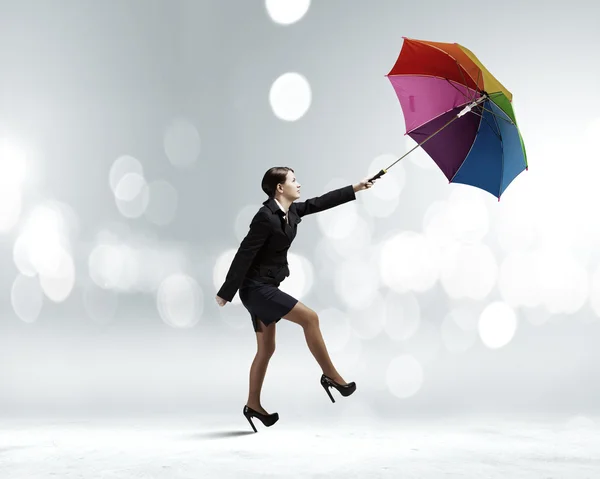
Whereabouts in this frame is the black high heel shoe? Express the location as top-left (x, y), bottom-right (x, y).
top-left (320, 374), bottom-right (356, 403)
top-left (243, 405), bottom-right (279, 432)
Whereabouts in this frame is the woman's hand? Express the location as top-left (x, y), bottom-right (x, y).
top-left (353, 177), bottom-right (377, 192)
top-left (215, 295), bottom-right (228, 307)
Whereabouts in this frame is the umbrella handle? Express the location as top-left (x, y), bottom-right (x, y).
top-left (368, 169), bottom-right (387, 182)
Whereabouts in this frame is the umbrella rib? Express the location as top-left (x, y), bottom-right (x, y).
top-left (455, 60), bottom-right (482, 101)
top-left (479, 107), bottom-right (514, 125)
top-left (410, 38), bottom-right (482, 92)
top-left (487, 93), bottom-right (517, 125)
top-left (472, 69), bottom-right (482, 101)
top-left (450, 111), bottom-right (484, 182)
top-left (489, 105), bottom-right (505, 197)
top-left (473, 106), bottom-right (502, 140)
top-left (445, 78), bottom-right (470, 101)
top-left (405, 96), bottom-right (475, 135)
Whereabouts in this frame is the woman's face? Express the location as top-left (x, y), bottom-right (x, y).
top-left (278, 171), bottom-right (301, 200)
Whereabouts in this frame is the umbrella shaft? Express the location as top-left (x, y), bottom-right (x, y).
top-left (375, 95), bottom-right (488, 178)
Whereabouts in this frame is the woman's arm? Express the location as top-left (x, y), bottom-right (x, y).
top-left (216, 211), bottom-right (271, 303)
top-left (294, 178), bottom-right (375, 217)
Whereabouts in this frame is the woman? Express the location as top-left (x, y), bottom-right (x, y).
top-left (215, 167), bottom-right (376, 432)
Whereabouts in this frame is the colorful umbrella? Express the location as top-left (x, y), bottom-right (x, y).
top-left (370, 37), bottom-right (527, 200)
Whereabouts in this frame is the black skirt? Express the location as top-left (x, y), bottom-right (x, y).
top-left (238, 277), bottom-right (299, 332)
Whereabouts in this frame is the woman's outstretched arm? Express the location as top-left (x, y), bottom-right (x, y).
top-left (294, 177), bottom-right (375, 217)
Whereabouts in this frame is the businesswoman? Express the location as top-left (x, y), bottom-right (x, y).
top-left (215, 167), bottom-right (376, 432)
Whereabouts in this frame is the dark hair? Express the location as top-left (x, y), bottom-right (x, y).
top-left (261, 167), bottom-right (294, 198)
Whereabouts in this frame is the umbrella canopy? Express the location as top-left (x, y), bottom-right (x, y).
top-left (380, 37), bottom-right (527, 199)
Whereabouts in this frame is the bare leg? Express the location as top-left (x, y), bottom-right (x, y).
top-left (283, 302), bottom-right (346, 384)
top-left (246, 319), bottom-right (276, 414)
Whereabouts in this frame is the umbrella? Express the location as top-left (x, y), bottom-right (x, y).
top-left (369, 37), bottom-right (527, 200)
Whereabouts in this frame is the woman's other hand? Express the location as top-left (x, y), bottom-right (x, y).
top-left (215, 295), bottom-right (228, 307)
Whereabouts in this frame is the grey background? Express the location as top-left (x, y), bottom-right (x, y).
top-left (0, 0), bottom-right (599, 419)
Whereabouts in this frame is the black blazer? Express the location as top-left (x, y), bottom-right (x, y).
top-left (217, 184), bottom-right (357, 302)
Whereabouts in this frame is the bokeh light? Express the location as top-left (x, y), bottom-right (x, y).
top-left (0, 138), bottom-right (28, 189)
top-left (319, 215), bottom-right (373, 259)
top-left (424, 188), bottom-right (490, 246)
top-left (386, 354), bottom-right (424, 399)
top-left (439, 242), bottom-right (498, 300)
top-left (406, 136), bottom-right (436, 170)
top-left (0, 186), bottom-right (22, 233)
top-left (88, 231), bottom-right (187, 293)
top-left (317, 192), bottom-right (360, 240)
top-left (38, 247), bottom-right (76, 302)
top-left (499, 248), bottom-right (588, 315)
top-left (109, 155), bottom-right (144, 194)
top-left (144, 179), bottom-right (179, 226)
top-left (269, 72), bottom-right (312, 121)
top-left (11, 273), bottom-right (44, 323)
top-left (383, 290), bottom-right (421, 341)
top-left (334, 252), bottom-right (380, 310)
top-left (265, 0), bottom-right (310, 25)
top-left (379, 231), bottom-right (440, 293)
top-left (318, 307), bottom-right (352, 352)
top-left (347, 291), bottom-right (386, 340)
top-left (157, 273), bottom-right (203, 328)
top-left (279, 252), bottom-right (314, 299)
top-left (163, 118), bottom-right (201, 168)
top-left (82, 281), bottom-right (119, 325)
top-left (440, 309), bottom-right (479, 353)
top-left (402, 319), bottom-right (442, 365)
top-left (478, 301), bottom-right (518, 349)
top-left (360, 153), bottom-right (404, 218)
top-left (14, 201), bottom-right (78, 303)
top-left (114, 172), bottom-right (150, 219)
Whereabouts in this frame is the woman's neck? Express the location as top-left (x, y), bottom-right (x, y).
top-left (274, 195), bottom-right (292, 212)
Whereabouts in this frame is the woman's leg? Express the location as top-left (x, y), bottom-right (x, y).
top-left (246, 319), bottom-right (276, 414)
top-left (283, 302), bottom-right (347, 384)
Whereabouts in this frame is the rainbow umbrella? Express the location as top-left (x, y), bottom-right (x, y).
top-left (370, 37), bottom-right (527, 200)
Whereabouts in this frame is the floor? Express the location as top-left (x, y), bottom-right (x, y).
top-left (1, 414), bottom-right (598, 478)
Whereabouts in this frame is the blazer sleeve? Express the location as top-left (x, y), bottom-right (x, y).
top-left (294, 184), bottom-right (356, 217)
top-left (217, 211), bottom-right (271, 302)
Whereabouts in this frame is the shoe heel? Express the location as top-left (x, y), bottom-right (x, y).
top-left (245, 414), bottom-right (257, 433)
top-left (321, 381), bottom-right (335, 403)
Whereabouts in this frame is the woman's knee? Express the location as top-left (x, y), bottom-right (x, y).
top-left (283, 301), bottom-right (319, 329)
top-left (257, 339), bottom-right (275, 358)
top-left (305, 310), bottom-right (319, 328)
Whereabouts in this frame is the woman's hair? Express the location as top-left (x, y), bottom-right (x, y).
top-left (261, 167), bottom-right (294, 198)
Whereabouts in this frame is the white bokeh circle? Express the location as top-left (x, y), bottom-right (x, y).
top-left (383, 290), bottom-right (421, 341)
top-left (386, 354), bottom-right (424, 399)
top-left (11, 274), bottom-right (44, 323)
top-left (269, 72), bottom-right (312, 121)
top-left (265, 0), bottom-right (310, 25)
top-left (334, 254), bottom-right (380, 310)
top-left (379, 232), bottom-right (440, 293)
top-left (478, 301), bottom-right (518, 349)
top-left (109, 155), bottom-right (144, 194)
top-left (114, 172), bottom-right (150, 219)
top-left (163, 118), bottom-right (201, 168)
top-left (439, 241), bottom-right (498, 300)
top-left (144, 179), bottom-right (178, 226)
top-left (157, 273), bottom-right (203, 328)
top-left (318, 308), bottom-right (352, 352)
top-left (441, 309), bottom-right (478, 353)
